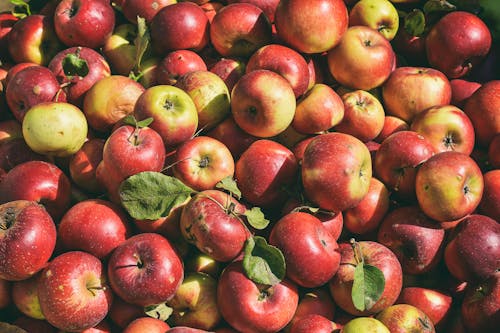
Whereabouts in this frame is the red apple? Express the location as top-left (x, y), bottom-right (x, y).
top-left (274, 0), bottom-right (348, 54)
top-left (4, 62), bottom-right (38, 88)
top-left (107, 233), bottom-right (184, 307)
top-left (38, 251), bottom-right (113, 332)
top-left (68, 138), bottom-right (105, 194)
top-left (156, 50), bottom-right (207, 86)
top-left (375, 304), bottom-right (435, 333)
top-left (0, 139), bottom-right (47, 172)
top-left (478, 169), bottom-right (500, 221)
top-left (108, 296), bottom-right (145, 329)
top-left (415, 151), bottom-right (484, 222)
top-left (288, 289), bottom-right (336, 330)
top-left (327, 26), bottom-right (395, 91)
top-left (123, 317), bottom-right (170, 333)
top-left (0, 13), bottom-right (18, 60)
top-left (290, 314), bottom-right (338, 333)
top-left (227, 0), bottom-right (280, 23)
top-left (122, 0), bottom-right (177, 23)
top-left (12, 272), bottom-right (44, 319)
top-left (53, 0), bottom-right (116, 48)
top-left (450, 79), bottom-right (481, 109)
top-left (374, 115), bottom-right (409, 143)
top-left (209, 57), bottom-right (246, 92)
top-left (488, 134), bottom-right (500, 168)
top-left (13, 316), bottom-right (57, 333)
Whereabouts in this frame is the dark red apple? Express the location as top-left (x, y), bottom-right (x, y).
top-left (108, 296), bottom-right (145, 329)
top-left (156, 50), bottom-right (207, 86)
top-left (450, 79), bottom-right (481, 109)
top-left (69, 138), bottom-right (105, 194)
top-left (209, 57), bottom-right (246, 92)
top-left (478, 169), bottom-right (500, 221)
top-left (121, 0), bottom-right (177, 23)
top-left (123, 317), bottom-right (171, 333)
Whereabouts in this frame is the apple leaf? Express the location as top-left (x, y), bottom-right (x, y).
top-left (423, 0), bottom-right (457, 14)
top-left (352, 263), bottom-right (386, 312)
top-left (144, 303), bottom-right (173, 321)
top-left (404, 9), bottom-right (426, 37)
top-left (216, 176), bottom-right (241, 199)
top-left (243, 207), bottom-right (270, 230)
top-left (134, 16), bottom-right (150, 71)
top-left (122, 115), bottom-right (154, 128)
top-left (10, 0), bottom-right (31, 18)
top-left (62, 52), bottom-right (89, 78)
top-left (119, 171), bottom-right (195, 220)
top-left (243, 236), bottom-right (286, 286)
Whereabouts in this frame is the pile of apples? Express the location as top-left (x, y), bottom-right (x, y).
top-left (0, 0), bottom-right (499, 332)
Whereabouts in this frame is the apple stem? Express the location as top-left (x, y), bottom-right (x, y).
top-left (350, 238), bottom-right (364, 266)
top-left (87, 285), bottom-right (106, 297)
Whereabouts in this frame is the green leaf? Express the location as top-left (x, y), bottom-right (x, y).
top-left (404, 9), bottom-right (426, 37)
top-left (243, 207), bottom-right (270, 230)
top-left (10, 0), bottom-right (31, 18)
top-left (62, 52), bottom-right (89, 78)
top-left (119, 171), bottom-right (195, 220)
top-left (352, 263), bottom-right (386, 312)
top-left (243, 236), bottom-right (286, 286)
top-left (144, 303), bottom-right (173, 321)
top-left (423, 0), bottom-right (457, 14)
top-left (291, 205), bottom-right (320, 214)
top-left (134, 16), bottom-right (150, 72)
top-left (136, 117), bottom-right (154, 128)
top-left (121, 115), bottom-right (153, 128)
top-left (216, 176), bottom-right (241, 199)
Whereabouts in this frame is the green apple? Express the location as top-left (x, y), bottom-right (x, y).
top-left (341, 317), bottom-right (390, 333)
top-left (349, 0), bottom-right (399, 41)
top-left (102, 23), bottom-right (140, 76)
top-left (22, 102), bottom-right (88, 157)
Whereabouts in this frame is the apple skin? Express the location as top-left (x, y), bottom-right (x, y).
top-left (209, 57), bottom-right (246, 92)
top-left (246, 44), bottom-right (310, 98)
top-left (123, 317), bottom-right (171, 333)
top-left (48, 46), bottom-right (111, 106)
top-left (69, 138), bottom-right (105, 194)
top-left (444, 214), bottom-right (500, 283)
top-left (478, 169), bottom-right (500, 221)
top-left (107, 233), bottom-right (184, 307)
top-left (210, 3), bottom-right (272, 58)
top-left (426, 11), bottom-right (492, 79)
top-left (274, 0), bottom-right (348, 54)
top-left (334, 89), bottom-right (385, 142)
top-left (58, 199), bottom-right (132, 260)
top-left (0, 119), bottom-right (22, 145)
top-left (287, 288), bottom-right (336, 331)
top-left (37, 251), bottom-right (113, 332)
top-left (415, 151), bottom-right (484, 222)
top-left (83, 75), bottom-right (145, 133)
top-left (0, 138), bottom-right (47, 172)
top-left (217, 260), bottom-right (299, 333)
top-left (235, 139), bottom-right (298, 208)
top-left (329, 241), bottom-right (403, 316)
top-left (290, 314), bottom-right (338, 333)
top-left (292, 83), bottom-right (344, 134)
top-left (0, 161), bottom-right (72, 220)
top-left (377, 206), bottom-right (445, 275)
top-left (381, 67), bottom-right (452, 122)
top-left (461, 272), bottom-right (500, 333)
top-left (450, 79), bottom-right (481, 109)
top-left (301, 132), bottom-right (372, 213)
top-left (156, 50), bottom-right (207, 86)
top-left (270, 212), bottom-right (341, 288)
top-left (488, 134), bottom-right (500, 168)
top-left (108, 296), bottom-right (145, 329)
top-left (151, 2), bottom-right (210, 55)
top-left (12, 272), bottom-right (44, 319)
top-left (348, 0), bottom-right (399, 41)
top-left (227, 0), bottom-right (280, 23)
top-left (463, 80), bottom-right (500, 147)
top-left (327, 26), bottom-right (395, 91)
top-left (396, 287), bottom-right (453, 328)
top-left (231, 69), bottom-right (296, 138)
top-left (122, 0), bottom-right (177, 23)
top-left (7, 15), bottom-right (63, 66)
top-left (101, 23), bottom-right (141, 76)
top-left (22, 101), bottom-right (88, 157)
top-left (180, 189), bottom-right (251, 262)
top-left (375, 304), bottom-right (435, 333)
top-left (410, 104), bottom-right (476, 155)
top-left (0, 201), bottom-right (56, 281)
top-left (0, 13), bottom-right (17, 60)
top-left (374, 116), bottom-right (409, 143)
top-left (341, 317), bottom-right (389, 333)
top-left (374, 130), bottom-right (436, 200)
top-left (13, 316), bottom-right (57, 333)
top-left (53, 0), bottom-right (116, 48)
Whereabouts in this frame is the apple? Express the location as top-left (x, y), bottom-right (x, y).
top-left (274, 0), bottom-right (348, 54)
top-left (410, 104), bottom-right (476, 155)
top-left (122, 0), bottom-right (177, 23)
top-left (375, 304), bottom-right (435, 333)
top-left (151, 2), bottom-right (210, 55)
top-left (329, 241), bottom-right (403, 316)
top-left (108, 296), bottom-right (145, 329)
top-left (156, 50), bottom-right (207, 86)
top-left (209, 57), bottom-right (246, 93)
top-left (53, 0), bottom-right (116, 48)
top-left (235, 139), bottom-right (298, 208)
top-left (0, 13), bottom-right (18, 60)
top-left (6, 65), bottom-right (65, 122)
top-left (246, 44), bottom-right (310, 98)
top-left (488, 134), bottom-right (500, 168)
top-left (343, 177), bottom-right (390, 235)
top-left (4, 62), bottom-right (39, 88)
top-left (48, 46), bottom-right (111, 106)
top-left (123, 317), bottom-right (170, 333)
top-left (450, 79), bottom-right (481, 109)
top-left (58, 199), bottom-right (132, 259)
top-left (374, 130), bottom-right (436, 200)
top-left (291, 83), bottom-right (344, 135)
top-left (167, 272), bottom-right (222, 330)
top-left (172, 136), bottom-right (234, 191)
top-left (287, 289), bottom-right (336, 331)
top-left (83, 75), bottom-right (145, 133)
top-left (7, 15), bottom-right (63, 66)
top-left (38, 251), bottom-right (113, 332)
top-left (301, 132), bottom-right (372, 213)
top-left (231, 70), bottom-right (296, 138)
top-left (0, 139), bottom-right (47, 172)
top-left (101, 23), bottom-right (142, 76)
top-left (227, 0), bottom-right (280, 23)
top-left (290, 314), bottom-right (339, 333)
top-left (463, 80), bottom-right (500, 147)
top-left (415, 151), bottom-right (484, 222)
top-left (69, 138), bottom-right (105, 194)
top-left (426, 11), bottom-right (492, 79)
top-left (334, 89), bottom-right (385, 142)
top-left (348, 0), bottom-right (399, 41)
top-left (341, 317), bottom-right (389, 333)
top-left (396, 287), bottom-right (453, 328)
top-left (217, 260), bottom-right (299, 333)
top-left (167, 327), bottom-right (212, 333)
top-left (0, 119), bottom-right (22, 145)
top-left (374, 116), bottom-right (409, 143)
top-left (200, 1), bottom-right (224, 23)
top-left (12, 272), bottom-right (44, 319)
top-left (13, 316), bottom-right (56, 333)
top-left (381, 67), bottom-right (452, 122)
top-left (210, 3), bottom-right (272, 58)
top-left (0, 161), bottom-right (72, 220)
top-left (107, 233), bottom-right (184, 307)
top-left (22, 101), bottom-right (88, 157)
top-left (327, 26), bottom-right (395, 91)
top-left (478, 169), bottom-right (500, 221)
top-left (175, 70), bottom-right (231, 131)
